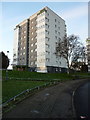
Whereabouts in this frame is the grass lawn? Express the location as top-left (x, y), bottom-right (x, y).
top-left (2, 70), bottom-right (74, 103)
top-left (2, 80), bottom-right (48, 103)
top-left (73, 72), bottom-right (90, 76)
top-left (2, 70), bottom-right (90, 103)
top-left (2, 70), bottom-right (73, 80)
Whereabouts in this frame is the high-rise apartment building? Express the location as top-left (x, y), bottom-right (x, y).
top-left (13, 6), bottom-right (67, 72)
top-left (86, 38), bottom-right (90, 72)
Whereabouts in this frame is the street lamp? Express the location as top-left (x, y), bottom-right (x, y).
top-left (6, 51), bottom-right (9, 80)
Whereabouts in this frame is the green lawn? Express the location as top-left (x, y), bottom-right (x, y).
top-left (2, 70), bottom-right (73, 80)
top-left (2, 80), bottom-right (48, 103)
top-left (2, 70), bottom-right (90, 103)
top-left (73, 72), bottom-right (90, 76)
top-left (2, 70), bottom-right (74, 103)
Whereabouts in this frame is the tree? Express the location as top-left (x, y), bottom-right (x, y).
top-left (70, 61), bottom-right (88, 72)
top-left (70, 46), bottom-right (87, 71)
top-left (0, 51), bottom-right (9, 69)
top-left (55, 34), bottom-right (85, 73)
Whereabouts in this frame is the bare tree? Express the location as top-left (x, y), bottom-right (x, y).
top-left (55, 34), bottom-right (85, 73)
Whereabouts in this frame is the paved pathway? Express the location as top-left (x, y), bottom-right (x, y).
top-left (74, 81), bottom-right (89, 119)
top-left (3, 79), bottom-right (88, 119)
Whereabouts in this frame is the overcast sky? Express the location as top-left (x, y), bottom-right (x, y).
top-left (1, 2), bottom-right (88, 69)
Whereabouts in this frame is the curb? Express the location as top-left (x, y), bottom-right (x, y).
top-left (72, 88), bottom-right (77, 118)
top-left (71, 79), bottom-right (89, 119)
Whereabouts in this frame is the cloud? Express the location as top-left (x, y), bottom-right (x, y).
top-left (60, 4), bottom-right (88, 20)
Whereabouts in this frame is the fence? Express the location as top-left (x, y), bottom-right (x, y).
top-left (2, 81), bottom-right (59, 109)
top-left (2, 77), bottom-right (62, 82)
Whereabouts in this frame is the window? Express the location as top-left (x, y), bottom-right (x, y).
top-left (23, 52), bottom-right (25, 55)
top-left (58, 37), bottom-right (61, 40)
top-left (55, 19), bottom-right (57, 22)
top-left (58, 32), bottom-right (60, 35)
top-left (31, 38), bottom-right (33, 40)
top-left (56, 68), bottom-right (58, 72)
top-left (45, 30), bottom-right (49, 34)
top-left (55, 25), bottom-right (57, 28)
top-left (47, 25), bottom-right (49, 28)
top-left (24, 47), bottom-right (25, 49)
top-left (13, 54), bottom-right (16, 57)
top-left (46, 51), bottom-right (50, 54)
top-left (39, 24), bottom-right (45, 28)
top-left (45, 30), bottom-right (47, 32)
top-left (58, 21), bottom-right (60, 24)
top-left (31, 50), bottom-right (33, 52)
top-left (31, 56), bottom-right (33, 58)
top-left (46, 37), bottom-right (50, 41)
top-left (55, 30), bottom-right (57, 34)
top-left (45, 23), bottom-right (49, 28)
top-left (35, 48), bottom-right (37, 52)
top-left (32, 27), bottom-right (33, 29)
top-left (35, 61), bottom-right (37, 65)
top-left (46, 43), bottom-right (50, 48)
top-left (48, 38), bottom-right (50, 41)
top-left (31, 44), bottom-right (33, 47)
top-left (58, 27), bottom-right (60, 30)
top-left (20, 53), bottom-right (22, 55)
top-left (56, 42), bottom-right (58, 45)
top-left (38, 18), bottom-right (45, 23)
top-left (24, 36), bottom-right (26, 38)
top-left (46, 58), bottom-right (50, 62)
top-left (31, 62), bottom-right (33, 65)
top-left (13, 59), bottom-right (16, 61)
top-left (45, 17), bottom-right (47, 19)
top-left (21, 27), bottom-right (23, 30)
top-left (47, 13), bottom-right (49, 16)
top-left (45, 23), bottom-right (47, 26)
top-left (55, 36), bottom-right (57, 39)
top-left (35, 42), bottom-right (37, 45)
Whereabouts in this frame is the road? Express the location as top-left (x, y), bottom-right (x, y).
top-left (74, 81), bottom-right (89, 119)
top-left (3, 79), bottom-right (88, 119)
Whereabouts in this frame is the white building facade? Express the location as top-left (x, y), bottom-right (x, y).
top-left (13, 27), bottom-right (19, 66)
top-left (13, 7), bottom-right (67, 73)
top-left (86, 38), bottom-right (90, 72)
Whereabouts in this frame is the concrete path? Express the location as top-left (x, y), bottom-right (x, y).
top-left (3, 79), bottom-right (88, 119)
